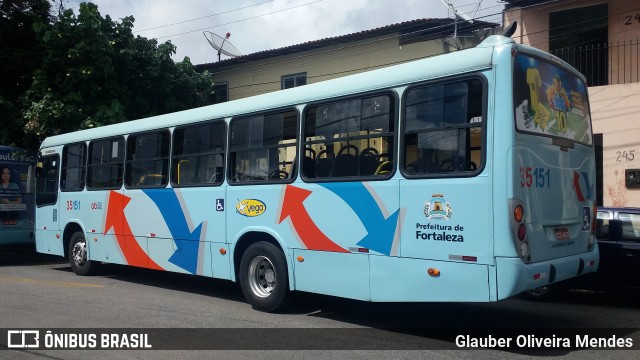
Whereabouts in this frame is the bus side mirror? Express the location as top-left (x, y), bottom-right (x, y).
top-left (35, 162), bottom-right (43, 178)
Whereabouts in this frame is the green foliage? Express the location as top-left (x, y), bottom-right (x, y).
top-left (0, 0), bottom-right (53, 147)
top-left (7, 2), bottom-right (213, 148)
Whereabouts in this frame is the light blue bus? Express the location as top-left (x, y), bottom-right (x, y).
top-left (1, 145), bottom-right (36, 246)
top-left (35, 34), bottom-right (598, 311)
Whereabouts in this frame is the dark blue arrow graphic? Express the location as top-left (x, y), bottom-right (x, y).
top-left (320, 182), bottom-right (399, 256)
top-left (580, 171), bottom-right (593, 200)
top-left (143, 189), bottom-right (203, 274)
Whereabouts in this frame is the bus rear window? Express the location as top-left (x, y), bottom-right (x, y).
top-left (513, 53), bottom-right (592, 145)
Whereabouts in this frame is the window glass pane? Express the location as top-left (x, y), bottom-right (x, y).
top-left (229, 110), bottom-right (297, 183)
top-left (362, 96), bottom-right (391, 132)
top-left (596, 211), bottom-right (611, 239)
top-left (173, 122), bottom-right (225, 186)
top-left (282, 73), bottom-right (306, 89)
top-left (619, 213), bottom-right (640, 241)
top-left (303, 94), bottom-right (395, 179)
top-left (36, 155), bottom-right (59, 206)
top-left (403, 79), bottom-right (483, 176)
top-left (61, 143), bottom-right (86, 191)
top-left (513, 53), bottom-right (593, 145)
top-left (210, 82), bottom-right (229, 104)
top-left (284, 78), bottom-right (294, 89)
top-left (88, 138), bottom-right (124, 189)
top-left (126, 131), bottom-right (169, 187)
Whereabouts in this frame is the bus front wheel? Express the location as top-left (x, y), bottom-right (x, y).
top-left (239, 241), bottom-right (290, 312)
top-left (68, 231), bottom-right (97, 276)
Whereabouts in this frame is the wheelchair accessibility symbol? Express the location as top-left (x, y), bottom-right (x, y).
top-left (216, 199), bottom-right (225, 211)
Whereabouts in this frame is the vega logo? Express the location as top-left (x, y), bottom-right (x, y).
top-left (236, 199), bottom-right (267, 217)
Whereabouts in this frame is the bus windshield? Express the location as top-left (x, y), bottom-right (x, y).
top-left (513, 53), bottom-right (593, 145)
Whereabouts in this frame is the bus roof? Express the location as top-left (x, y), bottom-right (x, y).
top-left (40, 35), bottom-right (513, 149)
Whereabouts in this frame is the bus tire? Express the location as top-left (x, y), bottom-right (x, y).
top-left (239, 241), bottom-right (290, 312)
top-left (68, 231), bottom-right (97, 276)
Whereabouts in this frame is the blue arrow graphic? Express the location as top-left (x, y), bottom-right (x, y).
top-left (580, 171), bottom-right (593, 200)
top-left (320, 182), bottom-right (399, 255)
top-left (143, 189), bottom-right (203, 274)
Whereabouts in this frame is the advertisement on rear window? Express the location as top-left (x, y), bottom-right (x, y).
top-left (0, 146), bottom-right (35, 229)
top-left (514, 53), bottom-right (592, 145)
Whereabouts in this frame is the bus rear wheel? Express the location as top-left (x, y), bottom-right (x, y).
top-left (239, 241), bottom-right (290, 312)
top-left (68, 231), bottom-right (97, 276)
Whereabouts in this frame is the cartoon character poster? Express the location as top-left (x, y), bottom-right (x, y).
top-left (513, 54), bottom-right (592, 145)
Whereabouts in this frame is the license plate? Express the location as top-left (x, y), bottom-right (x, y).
top-left (554, 227), bottom-right (570, 241)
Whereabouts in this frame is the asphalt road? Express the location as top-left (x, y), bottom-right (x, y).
top-left (1, 246), bottom-right (639, 359)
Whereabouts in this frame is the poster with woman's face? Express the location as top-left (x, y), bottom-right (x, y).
top-left (0, 147), bottom-right (36, 227)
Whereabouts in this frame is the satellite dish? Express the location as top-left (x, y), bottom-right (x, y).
top-left (203, 31), bottom-right (242, 61)
top-left (440, 0), bottom-right (474, 23)
top-left (439, 0), bottom-right (480, 50)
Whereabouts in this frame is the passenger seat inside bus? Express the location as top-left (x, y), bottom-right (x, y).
top-left (359, 147), bottom-right (379, 176)
top-left (315, 150), bottom-right (334, 177)
top-left (333, 144), bottom-right (358, 177)
top-left (302, 156), bottom-right (316, 178)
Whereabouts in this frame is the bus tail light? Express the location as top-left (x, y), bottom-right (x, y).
top-left (517, 223), bottom-right (526, 241)
top-left (509, 199), bottom-right (530, 263)
top-left (514, 205), bottom-right (524, 223)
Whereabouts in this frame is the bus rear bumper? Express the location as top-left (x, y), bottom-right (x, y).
top-left (0, 229), bottom-right (34, 246)
top-left (495, 247), bottom-right (599, 300)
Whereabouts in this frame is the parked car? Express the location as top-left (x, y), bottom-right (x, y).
top-left (523, 206), bottom-right (640, 300)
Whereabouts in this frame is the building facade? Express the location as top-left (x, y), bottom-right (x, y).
top-left (196, 18), bottom-right (498, 102)
top-left (503, 0), bottom-right (640, 207)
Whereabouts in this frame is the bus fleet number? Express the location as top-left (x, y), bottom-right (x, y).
top-left (520, 167), bottom-right (550, 188)
top-left (66, 200), bottom-right (80, 211)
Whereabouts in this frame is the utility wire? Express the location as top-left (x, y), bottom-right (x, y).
top-left (135, 0), bottom-right (274, 33)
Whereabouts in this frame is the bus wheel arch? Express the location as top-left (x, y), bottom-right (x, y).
top-left (233, 232), bottom-right (291, 312)
top-left (62, 223), bottom-right (83, 260)
top-left (64, 223), bottom-right (98, 276)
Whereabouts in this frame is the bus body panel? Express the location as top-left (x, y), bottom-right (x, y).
top-left (495, 243), bottom-right (599, 299)
top-left (293, 249), bottom-right (370, 301)
top-left (370, 255), bottom-right (490, 301)
top-left (511, 141), bottom-right (596, 262)
top-left (399, 176), bottom-right (493, 264)
top-left (168, 186), bottom-right (228, 278)
top-left (109, 186), bottom-right (230, 277)
top-left (279, 179), bottom-right (400, 298)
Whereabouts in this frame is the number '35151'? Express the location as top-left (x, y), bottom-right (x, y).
top-left (520, 167), bottom-right (550, 188)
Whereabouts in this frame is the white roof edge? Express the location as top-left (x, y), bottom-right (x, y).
top-left (41, 45), bottom-right (496, 149)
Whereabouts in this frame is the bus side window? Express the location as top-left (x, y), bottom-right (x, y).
top-left (87, 138), bottom-right (124, 190)
top-left (229, 110), bottom-right (298, 184)
top-left (403, 78), bottom-right (484, 176)
top-left (303, 94), bottom-right (395, 180)
top-left (61, 143), bottom-right (87, 192)
top-left (126, 131), bottom-right (170, 188)
top-left (172, 121), bottom-right (225, 187)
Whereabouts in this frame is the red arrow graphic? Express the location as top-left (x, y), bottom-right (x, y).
top-left (279, 185), bottom-right (348, 252)
top-left (573, 171), bottom-right (585, 202)
top-left (104, 191), bottom-right (163, 270)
